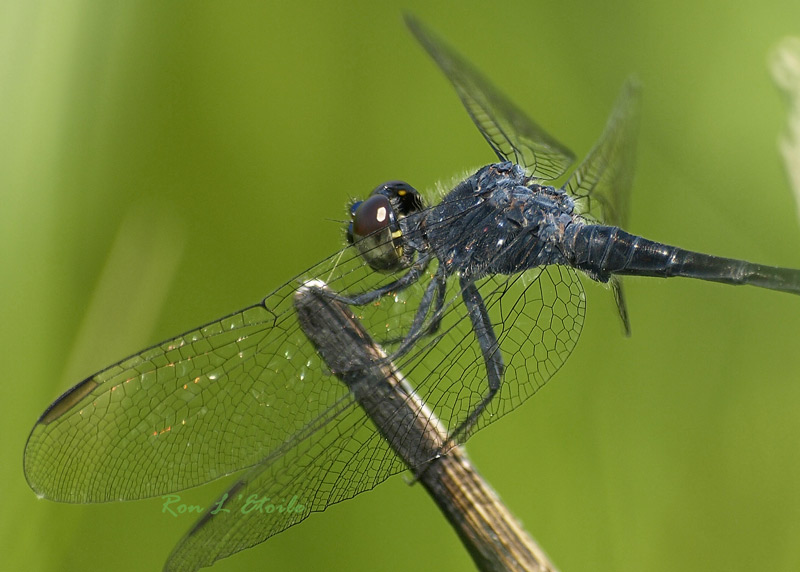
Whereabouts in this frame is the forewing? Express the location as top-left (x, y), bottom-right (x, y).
top-left (23, 240), bottom-right (425, 503)
top-left (406, 15), bottom-right (575, 181)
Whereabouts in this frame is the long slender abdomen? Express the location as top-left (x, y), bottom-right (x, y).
top-left (568, 224), bottom-right (800, 296)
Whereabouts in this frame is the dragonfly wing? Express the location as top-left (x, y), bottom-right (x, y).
top-left (565, 78), bottom-right (641, 335)
top-left (23, 241), bottom-right (419, 503)
top-left (565, 78), bottom-right (640, 227)
top-left (164, 406), bottom-right (405, 571)
top-left (609, 276), bottom-right (630, 336)
top-left (453, 265), bottom-right (585, 437)
top-left (406, 15), bottom-right (575, 181)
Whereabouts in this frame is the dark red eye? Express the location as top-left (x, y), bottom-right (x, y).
top-left (345, 182), bottom-right (420, 272)
top-left (351, 194), bottom-right (393, 240)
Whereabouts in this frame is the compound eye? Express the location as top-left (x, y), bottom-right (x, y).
top-left (351, 194), bottom-right (393, 241)
top-left (348, 194), bottom-right (405, 272)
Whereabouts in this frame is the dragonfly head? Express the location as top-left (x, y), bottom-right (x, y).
top-left (347, 181), bottom-right (425, 272)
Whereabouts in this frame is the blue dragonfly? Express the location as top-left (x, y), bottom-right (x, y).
top-left (24, 15), bottom-right (800, 571)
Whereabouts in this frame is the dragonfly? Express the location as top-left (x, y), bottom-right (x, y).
top-left (25, 15), bottom-right (800, 572)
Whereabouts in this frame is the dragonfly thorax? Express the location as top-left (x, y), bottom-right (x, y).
top-left (423, 163), bottom-right (576, 280)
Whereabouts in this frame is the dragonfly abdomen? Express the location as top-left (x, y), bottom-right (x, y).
top-left (568, 224), bottom-right (800, 295)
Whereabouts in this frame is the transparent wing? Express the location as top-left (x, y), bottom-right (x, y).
top-left (405, 15), bottom-right (575, 181)
top-left (565, 78), bottom-right (641, 335)
top-left (160, 200), bottom-right (586, 570)
top-left (23, 245), bottom-right (392, 503)
top-left (398, 266), bottom-right (585, 439)
top-left (164, 406), bottom-right (405, 571)
top-left (565, 78), bottom-right (640, 228)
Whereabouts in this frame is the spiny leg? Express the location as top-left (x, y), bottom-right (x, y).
top-left (426, 270), bottom-right (448, 336)
top-left (449, 277), bottom-right (504, 444)
top-left (391, 265), bottom-right (448, 356)
top-left (328, 253), bottom-right (432, 306)
top-left (381, 267), bottom-right (448, 347)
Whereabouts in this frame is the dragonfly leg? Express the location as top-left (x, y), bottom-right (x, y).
top-left (328, 253), bottom-right (431, 306)
top-left (449, 277), bottom-right (504, 443)
top-left (425, 270), bottom-right (448, 336)
top-left (386, 266), bottom-right (449, 353)
top-left (380, 268), bottom-right (448, 347)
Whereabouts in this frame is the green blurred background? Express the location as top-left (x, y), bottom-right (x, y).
top-left (4, 1), bottom-right (800, 571)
